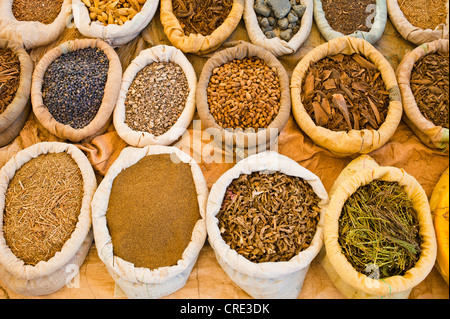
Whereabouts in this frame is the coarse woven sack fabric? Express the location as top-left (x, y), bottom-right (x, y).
top-left (72, 0), bottom-right (159, 47)
top-left (322, 155), bottom-right (437, 299)
top-left (31, 38), bottom-right (122, 143)
top-left (0, 101), bottom-right (31, 148)
top-left (206, 151), bottom-right (329, 299)
top-left (290, 36), bottom-right (403, 157)
top-left (160, 0), bottom-right (245, 55)
top-left (0, 142), bottom-right (97, 296)
top-left (396, 39), bottom-right (449, 152)
top-left (244, 0), bottom-right (314, 57)
top-left (313, 0), bottom-right (387, 44)
top-left (0, 39), bottom-right (33, 147)
top-left (387, 0), bottom-right (449, 45)
top-left (196, 41), bottom-right (291, 151)
top-left (91, 145), bottom-right (208, 299)
top-left (0, 0), bottom-right (72, 50)
top-left (113, 45), bottom-right (197, 147)
top-left (430, 167), bottom-right (449, 285)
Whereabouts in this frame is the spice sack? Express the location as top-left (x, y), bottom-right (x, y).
top-left (430, 167), bottom-right (449, 285)
top-left (196, 41), bottom-right (291, 151)
top-left (322, 155), bottom-right (437, 299)
top-left (160, 0), bottom-right (245, 55)
top-left (0, 0), bottom-right (72, 50)
top-left (387, 0), bottom-right (449, 45)
top-left (206, 151), bottom-right (329, 299)
top-left (396, 39), bottom-right (449, 152)
top-left (0, 142), bottom-right (97, 296)
top-left (313, 0), bottom-right (387, 44)
top-left (291, 36), bottom-right (403, 157)
top-left (0, 39), bottom-right (33, 147)
top-left (91, 145), bottom-right (208, 299)
top-left (72, 0), bottom-right (159, 47)
top-left (113, 45), bottom-right (197, 147)
top-left (244, 0), bottom-right (314, 57)
top-left (31, 38), bottom-right (122, 143)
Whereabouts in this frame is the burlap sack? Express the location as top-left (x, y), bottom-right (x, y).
top-left (322, 155), bottom-right (437, 299)
top-left (206, 151), bottom-right (329, 299)
top-left (0, 39), bottom-right (33, 147)
top-left (31, 38), bottom-right (122, 143)
top-left (0, 142), bottom-right (97, 296)
top-left (291, 36), bottom-right (403, 157)
top-left (314, 0), bottom-right (387, 44)
top-left (430, 167), bottom-right (449, 285)
top-left (396, 39), bottom-right (449, 152)
top-left (0, 0), bottom-right (72, 50)
top-left (160, 0), bottom-right (245, 55)
top-left (244, 0), bottom-right (314, 57)
top-left (72, 0), bottom-right (159, 47)
top-left (196, 41), bottom-right (291, 151)
top-left (113, 45), bottom-right (197, 147)
top-left (91, 145), bottom-right (208, 299)
top-left (387, 0), bottom-right (449, 45)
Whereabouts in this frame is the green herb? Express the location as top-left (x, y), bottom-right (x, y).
top-left (338, 180), bottom-right (422, 278)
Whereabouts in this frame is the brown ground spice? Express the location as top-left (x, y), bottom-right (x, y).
top-left (399, 0), bottom-right (448, 30)
top-left (12, 0), bottom-right (64, 24)
top-left (3, 152), bottom-right (84, 266)
top-left (321, 0), bottom-right (376, 35)
top-left (106, 154), bottom-right (201, 270)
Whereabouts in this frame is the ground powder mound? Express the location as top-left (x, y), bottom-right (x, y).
top-left (106, 153), bottom-right (201, 270)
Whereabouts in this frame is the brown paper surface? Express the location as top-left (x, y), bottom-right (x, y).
top-left (0, 9), bottom-right (448, 299)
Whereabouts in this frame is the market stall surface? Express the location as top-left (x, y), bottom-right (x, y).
top-left (0, 8), bottom-right (448, 299)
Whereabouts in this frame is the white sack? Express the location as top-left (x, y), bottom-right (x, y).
top-left (206, 151), bottom-right (329, 299)
top-left (114, 45), bottom-right (197, 147)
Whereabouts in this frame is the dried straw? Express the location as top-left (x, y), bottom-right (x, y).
top-left (2, 152), bottom-right (84, 266)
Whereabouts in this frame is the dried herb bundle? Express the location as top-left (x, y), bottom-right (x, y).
top-left (321, 0), bottom-right (376, 35)
top-left (0, 48), bottom-right (21, 114)
top-left (410, 52), bottom-right (449, 129)
top-left (3, 153), bottom-right (84, 266)
top-left (217, 171), bottom-right (321, 263)
top-left (302, 53), bottom-right (390, 132)
top-left (172, 0), bottom-right (234, 36)
top-left (338, 180), bottom-right (422, 278)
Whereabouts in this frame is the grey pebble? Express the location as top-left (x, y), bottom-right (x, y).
top-left (293, 5), bottom-right (306, 17)
top-left (264, 30), bottom-right (277, 39)
top-left (278, 17), bottom-right (289, 30)
top-left (280, 28), bottom-right (293, 41)
top-left (265, 0), bottom-right (292, 19)
top-left (287, 12), bottom-right (298, 23)
top-left (260, 17), bottom-right (270, 28)
top-left (254, 2), bottom-right (271, 17)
